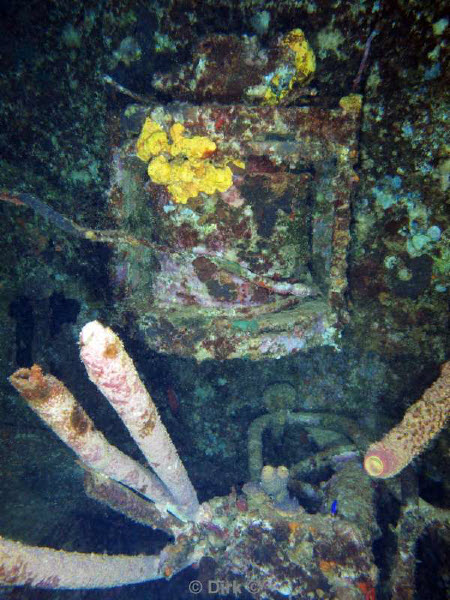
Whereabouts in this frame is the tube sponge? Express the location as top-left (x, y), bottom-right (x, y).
top-left (260, 465), bottom-right (290, 503)
top-left (364, 361), bottom-right (450, 478)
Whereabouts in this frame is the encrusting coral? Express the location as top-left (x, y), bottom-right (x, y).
top-left (364, 361), bottom-right (450, 478)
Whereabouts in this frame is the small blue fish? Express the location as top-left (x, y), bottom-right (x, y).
top-left (330, 500), bottom-right (338, 516)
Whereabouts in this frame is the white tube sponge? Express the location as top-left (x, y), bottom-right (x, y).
top-left (9, 366), bottom-right (175, 512)
top-left (79, 321), bottom-right (199, 521)
top-left (0, 533), bottom-right (201, 590)
top-left (0, 536), bottom-right (162, 589)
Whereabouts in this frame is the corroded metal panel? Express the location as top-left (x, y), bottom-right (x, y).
top-left (108, 103), bottom-right (359, 360)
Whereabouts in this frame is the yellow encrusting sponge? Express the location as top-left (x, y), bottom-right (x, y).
top-left (364, 361), bottom-right (450, 478)
top-left (263, 29), bottom-right (316, 106)
top-left (136, 117), bottom-right (235, 204)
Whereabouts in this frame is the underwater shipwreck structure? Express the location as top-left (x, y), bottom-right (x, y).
top-left (1, 321), bottom-right (449, 598)
top-left (106, 98), bottom-right (359, 361)
top-left (2, 29), bottom-right (360, 362)
top-left (1, 95), bottom-right (359, 362)
top-left (1, 21), bottom-right (450, 600)
top-left (104, 33), bottom-right (361, 362)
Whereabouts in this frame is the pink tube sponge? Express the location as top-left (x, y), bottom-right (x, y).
top-left (79, 320), bottom-right (199, 521)
top-left (364, 443), bottom-right (403, 478)
top-left (364, 361), bottom-right (450, 478)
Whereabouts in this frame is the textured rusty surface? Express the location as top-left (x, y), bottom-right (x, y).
top-left (108, 103), bottom-right (359, 360)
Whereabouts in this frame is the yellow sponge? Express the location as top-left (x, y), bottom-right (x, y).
top-left (136, 117), bottom-right (235, 204)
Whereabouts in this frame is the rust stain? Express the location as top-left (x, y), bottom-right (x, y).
top-left (139, 409), bottom-right (157, 437)
top-left (9, 365), bottom-right (55, 407)
top-left (70, 403), bottom-right (92, 435)
top-left (103, 341), bottom-right (120, 359)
